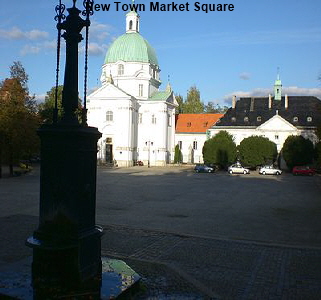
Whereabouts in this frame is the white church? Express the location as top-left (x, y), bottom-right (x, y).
top-left (87, 10), bottom-right (178, 167)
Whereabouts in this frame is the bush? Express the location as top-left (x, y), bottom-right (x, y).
top-left (202, 131), bottom-right (237, 168)
top-left (282, 135), bottom-right (314, 169)
top-left (238, 136), bottom-right (277, 168)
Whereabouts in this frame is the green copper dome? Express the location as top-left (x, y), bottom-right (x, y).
top-left (104, 32), bottom-right (158, 66)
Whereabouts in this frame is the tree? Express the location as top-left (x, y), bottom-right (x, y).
top-left (183, 85), bottom-right (204, 113)
top-left (38, 85), bottom-right (82, 124)
top-left (38, 85), bottom-right (64, 124)
top-left (238, 136), bottom-right (277, 168)
top-left (174, 144), bottom-right (182, 163)
top-left (0, 62), bottom-right (39, 177)
top-left (282, 135), bottom-right (314, 170)
top-left (175, 94), bottom-right (184, 114)
top-left (204, 101), bottom-right (229, 113)
top-left (202, 130), bottom-right (237, 168)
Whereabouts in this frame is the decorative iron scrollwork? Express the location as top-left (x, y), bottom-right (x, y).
top-left (82, 0), bottom-right (94, 17)
top-left (54, 1), bottom-right (66, 23)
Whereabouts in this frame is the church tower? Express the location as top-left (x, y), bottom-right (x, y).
top-left (126, 10), bottom-right (140, 33)
top-left (274, 70), bottom-right (282, 100)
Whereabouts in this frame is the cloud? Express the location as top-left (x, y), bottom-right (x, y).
top-left (34, 93), bottom-right (46, 104)
top-left (224, 86), bottom-right (321, 104)
top-left (239, 72), bottom-right (251, 80)
top-left (89, 20), bottom-right (113, 42)
top-left (79, 42), bottom-right (109, 56)
top-left (0, 27), bottom-right (48, 40)
top-left (20, 44), bottom-right (41, 56)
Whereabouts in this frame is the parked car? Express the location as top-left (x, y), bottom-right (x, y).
top-left (194, 164), bottom-right (215, 173)
top-left (228, 164), bottom-right (250, 174)
top-left (259, 165), bottom-right (282, 175)
top-left (292, 166), bottom-right (316, 176)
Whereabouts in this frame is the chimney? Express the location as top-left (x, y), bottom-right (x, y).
top-left (232, 95), bottom-right (236, 109)
top-left (268, 94), bottom-right (272, 109)
top-left (285, 94), bottom-right (288, 109)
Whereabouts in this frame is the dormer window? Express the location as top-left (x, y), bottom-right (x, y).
top-left (231, 117), bottom-right (236, 122)
top-left (257, 116), bottom-right (262, 122)
top-left (307, 116), bottom-right (312, 122)
top-left (187, 122), bottom-right (191, 127)
top-left (118, 64), bottom-right (124, 75)
top-left (293, 117), bottom-right (298, 122)
top-left (244, 117), bottom-right (249, 122)
top-left (203, 122), bottom-right (208, 127)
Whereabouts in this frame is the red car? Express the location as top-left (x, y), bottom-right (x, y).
top-left (292, 166), bottom-right (316, 176)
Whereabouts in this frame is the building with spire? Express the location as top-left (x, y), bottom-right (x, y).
top-left (87, 10), bottom-right (178, 166)
top-left (208, 75), bottom-right (321, 167)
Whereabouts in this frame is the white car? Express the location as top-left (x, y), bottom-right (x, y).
top-left (259, 165), bottom-right (282, 175)
top-left (228, 164), bottom-right (250, 174)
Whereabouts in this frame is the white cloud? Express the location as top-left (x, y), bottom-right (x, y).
top-left (89, 20), bottom-right (113, 42)
top-left (34, 93), bottom-right (46, 104)
top-left (239, 72), bottom-right (251, 80)
top-left (224, 86), bottom-right (321, 104)
top-left (20, 44), bottom-right (41, 56)
top-left (79, 42), bottom-right (109, 56)
top-left (0, 27), bottom-right (48, 40)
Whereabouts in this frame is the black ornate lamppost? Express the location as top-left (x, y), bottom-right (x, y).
top-left (26, 0), bottom-right (103, 298)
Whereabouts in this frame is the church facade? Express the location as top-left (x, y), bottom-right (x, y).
top-left (87, 10), bottom-right (178, 167)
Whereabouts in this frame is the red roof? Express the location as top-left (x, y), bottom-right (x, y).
top-left (175, 114), bottom-right (224, 133)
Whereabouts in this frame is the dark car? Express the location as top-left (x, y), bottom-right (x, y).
top-left (292, 166), bottom-right (316, 176)
top-left (194, 164), bottom-right (215, 173)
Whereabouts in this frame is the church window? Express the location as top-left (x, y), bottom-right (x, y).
top-left (244, 116), bottom-right (249, 122)
top-left (106, 110), bottom-right (113, 122)
top-left (129, 20), bottom-right (133, 30)
top-left (231, 117), bottom-right (236, 122)
top-left (139, 113), bottom-right (142, 124)
top-left (152, 114), bottom-right (156, 124)
top-left (187, 122), bottom-right (191, 127)
top-left (307, 116), bottom-right (312, 122)
top-left (178, 141), bottom-right (182, 150)
top-left (168, 114), bottom-right (171, 127)
top-left (193, 141), bottom-right (197, 150)
top-left (275, 135), bottom-right (279, 140)
top-left (293, 116), bottom-right (298, 122)
top-left (257, 116), bottom-right (262, 122)
top-left (118, 64), bottom-right (124, 75)
top-left (106, 137), bottom-right (112, 143)
top-left (139, 84), bottom-right (143, 97)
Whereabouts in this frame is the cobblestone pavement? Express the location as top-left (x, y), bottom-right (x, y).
top-left (101, 224), bottom-right (321, 300)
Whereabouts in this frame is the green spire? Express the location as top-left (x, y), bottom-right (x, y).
top-left (274, 68), bottom-right (282, 100)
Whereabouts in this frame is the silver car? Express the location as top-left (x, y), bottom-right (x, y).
top-left (228, 164), bottom-right (250, 174)
top-left (259, 165), bottom-right (282, 175)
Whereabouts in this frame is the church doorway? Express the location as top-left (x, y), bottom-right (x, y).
top-left (105, 138), bottom-right (113, 163)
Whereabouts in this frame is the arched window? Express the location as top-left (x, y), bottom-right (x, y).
top-left (129, 20), bottom-right (133, 30)
top-left (106, 111), bottom-right (113, 122)
top-left (118, 64), bottom-right (124, 75)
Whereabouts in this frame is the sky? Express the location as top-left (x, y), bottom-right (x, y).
top-left (0, 0), bottom-right (321, 107)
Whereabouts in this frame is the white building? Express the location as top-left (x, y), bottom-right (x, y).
top-left (87, 10), bottom-right (177, 167)
top-left (209, 76), bottom-right (321, 166)
top-left (175, 114), bottom-right (223, 163)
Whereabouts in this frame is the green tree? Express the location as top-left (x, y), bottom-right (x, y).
top-left (0, 65), bottom-right (40, 177)
top-left (175, 94), bottom-right (184, 114)
top-left (204, 101), bottom-right (229, 113)
top-left (202, 130), bottom-right (237, 168)
top-left (174, 144), bottom-right (182, 163)
top-left (238, 136), bottom-right (277, 168)
top-left (38, 85), bottom-right (82, 124)
top-left (282, 135), bottom-right (314, 170)
top-left (183, 85), bottom-right (204, 113)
